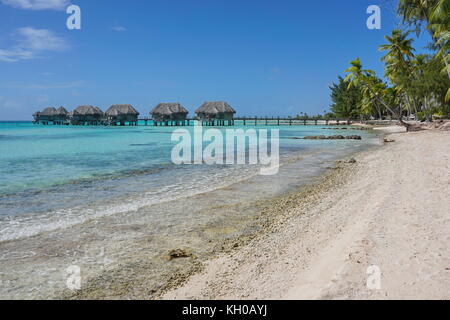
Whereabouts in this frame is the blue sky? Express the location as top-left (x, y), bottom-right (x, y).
top-left (0, 0), bottom-right (432, 120)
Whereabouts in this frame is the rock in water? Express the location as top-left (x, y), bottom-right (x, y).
top-left (303, 135), bottom-right (361, 140)
top-left (167, 249), bottom-right (193, 261)
top-left (346, 135), bottom-right (362, 140)
top-left (303, 136), bottom-right (327, 140)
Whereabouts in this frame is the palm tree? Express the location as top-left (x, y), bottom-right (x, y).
top-left (398, 0), bottom-right (450, 100)
top-left (344, 58), bottom-right (417, 129)
top-left (351, 74), bottom-right (388, 120)
top-left (429, 0), bottom-right (450, 100)
top-left (431, 2), bottom-right (450, 100)
top-left (344, 59), bottom-right (396, 115)
top-left (379, 30), bottom-right (415, 78)
top-left (398, 0), bottom-right (441, 35)
top-left (379, 30), bottom-right (418, 116)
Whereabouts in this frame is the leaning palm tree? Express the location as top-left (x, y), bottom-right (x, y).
top-left (344, 58), bottom-right (396, 115)
top-left (344, 58), bottom-right (416, 129)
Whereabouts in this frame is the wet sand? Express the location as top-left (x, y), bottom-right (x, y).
top-left (163, 128), bottom-right (450, 300)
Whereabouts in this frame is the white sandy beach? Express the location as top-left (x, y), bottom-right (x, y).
top-left (163, 128), bottom-right (450, 300)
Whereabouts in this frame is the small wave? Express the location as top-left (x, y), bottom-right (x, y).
top-left (0, 164), bottom-right (262, 242)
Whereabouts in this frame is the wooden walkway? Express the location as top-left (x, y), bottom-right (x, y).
top-left (34, 117), bottom-right (352, 127)
top-left (138, 117), bottom-right (351, 127)
top-left (234, 117), bottom-right (351, 126)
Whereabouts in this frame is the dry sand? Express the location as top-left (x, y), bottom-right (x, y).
top-left (163, 128), bottom-right (450, 300)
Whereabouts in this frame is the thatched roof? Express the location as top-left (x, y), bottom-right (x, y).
top-left (33, 111), bottom-right (41, 117)
top-left (56, 106), bottom-right (69, 116)
top-left (195, 102), bottom-right (236, 114)
top-left (40, 107), bottom-right (58, 116)
top-left (151, 103), bottom-right (189, 115)
top-left (73, 105), bottom-right (104, 116)
top-left (105, 104), bottom-right (140, 116)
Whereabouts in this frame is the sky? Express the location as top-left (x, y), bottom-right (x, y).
top-left (0, 0), bottom-right (432, 120)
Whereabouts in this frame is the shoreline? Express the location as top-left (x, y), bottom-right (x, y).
top-left (64, 127), bottom-right (384, 299)
top-left (157, 147), bottom-right (371, 299)
top-left (163, 128), bottom-right (449, 300)
top-left (61, 135), bottom-right (378, 300)
top-left (64, 146), bottom-right (366, 300)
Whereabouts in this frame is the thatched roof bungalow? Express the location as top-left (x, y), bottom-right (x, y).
top-left (32, 111), bottom-right (41, 122)
top-left (195, 101), bottom-right (236, 121)
top-left (56, 106), bottom-right (69, 117)
top-left (54, 106), bottom-right (69, 122)
top-left (105, 104), bottom-right (140, 125)
top-left (33, 107), bottom-right (66, 123)
top-left (70, 105), bottom-right (104, 125)
top-left (150, 103), bottom-right (189, 121)
top-left (38, 107), bottom-right (58, 121)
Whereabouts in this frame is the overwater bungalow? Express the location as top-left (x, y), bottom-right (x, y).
top-left (32, 111), bottom-right (41, 123)
top-left (70, 105), bottom-right (104, 125)
top-left (105, 104), bottom-right (140, 126)
top-left (34, 107), bottom-right (58, 124)
top-left (195, 101), bottom-right (236, 126)
top-left (54, 106), bottom-right (69, 125)
top-left (150, 103), bottom-right (189, 126)
top-left (33, 106), bottom-right (69, 125)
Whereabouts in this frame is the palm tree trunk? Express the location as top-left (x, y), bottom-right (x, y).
top-left (374, 101), bottom-right (382, 120)
top-left (364, 83), bottom-right (394, 114)
top-left (412, 96), bottom-right (418, 116)
top-left (362, 81), bottom-right (412, 129)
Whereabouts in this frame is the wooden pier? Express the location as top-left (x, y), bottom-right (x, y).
top-left (34, 117), bottom-right (351, 127)
top-left (138, 117), bottom-right (352, 127)
top-left (142, 118), bottom-right (235, 126)
top-left (233, 117), bottom-right (351, 126)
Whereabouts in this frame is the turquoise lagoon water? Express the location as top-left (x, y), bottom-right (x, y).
top-left (0, 121), bottom-right (379, 242)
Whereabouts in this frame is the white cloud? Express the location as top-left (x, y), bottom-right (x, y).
top-left (112, 26), bottom-right (127, 32)
top-left (0, 48), bottom-right (34, 62)
top-left (1, 0), bottom-right (70, 10)
top-left (17, 27), bottom-right (69, 51)
top-left (2, 80), bottom-right (85, 89)
top-left (0, 27), bottom-right (69, 62)
top-left (0, 98), bottom-right (22, 110)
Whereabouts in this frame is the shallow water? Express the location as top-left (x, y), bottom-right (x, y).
top-left (0, 121), bottom-right (380, 299)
